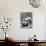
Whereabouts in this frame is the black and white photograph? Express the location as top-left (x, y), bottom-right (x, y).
top-left (20, 12), bottom-right (32, 28)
